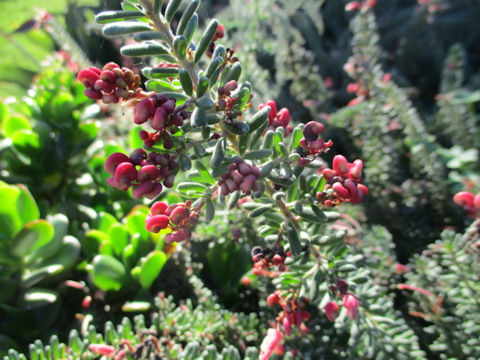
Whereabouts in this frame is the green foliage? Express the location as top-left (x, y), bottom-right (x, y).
top-left (403, 220), bottom-right (480, 359)
top-left (0, 182), bottom-right (80, 355)
top-left (84, 206), bottom-right (168, 293)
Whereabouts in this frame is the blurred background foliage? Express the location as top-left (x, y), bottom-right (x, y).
top-left (0, 0), bottom-right (479, 359)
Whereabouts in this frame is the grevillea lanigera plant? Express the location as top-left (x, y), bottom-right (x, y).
top-left (72, 0), bottom-right (414, 357)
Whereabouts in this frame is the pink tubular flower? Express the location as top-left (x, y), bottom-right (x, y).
top-left (325, 301), bottom-right (340, 322)
top-left (259, 328), bottom-right (284, 360)
top-left (89, 344), bottom-right (115, 357)
top-left (342, 293), bottom-right (359, 320)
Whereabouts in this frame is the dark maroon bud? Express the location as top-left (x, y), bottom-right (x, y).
top-left (217, 100), bottom-right (226, 111)
top-left (227, 163), bottom-right (238, 171)
top-left (171, 114), bottom-right (183, 126)
top-left (336, 279), bottom-right (348, 296)
top-left (224, 80), bottom-right (238, 92)
top-left (168, 159), bottom-right (178, 169)
top-left (129, 148), bottom-right (147, 165)
top-left (231, 170), bottom-right (244, 184)
top-left (225, 178), bottom-right (238, 192)
top-left (105, 153), bottom-right (130, 175)
top-left (113, 162), bottom-right (137, 191)
top-left (151, 94), bottom-right (168, 106)
top-left (303, 121), bottom-right (325, 141)
top-left (138, 130), bottom-right (150, 140)
top-left (116, 88), bottom-right (129, 98)
top-left (211, 132), bottom-right (221, 140)
top-left (162, 99), bottom-right (176, 114)
top-left (155, 154), bottom-right (169, 166)
top-left (134, 98), bottom-right (155, 124)
top-left (163, 134), bottom-right (173, 149)
top-left (145, 182), bottom-right (163, 199)
top-left (159, 167), bottom-right (170, 178)
top-left (238, 162), bottom-right (252, 176)
top-left (165, 230), bottom-right (188, 244)
top-left (151, 107), bottom-right (167, 131)
top-left (132, 181), bottom-right (154, 199)
top-left (220, 183), bottom-right (229, 196)
top-left (179, 110), bottom-right (189, 119)
top-left (123, 68), bottom-right (135, 84)
top-left (115, 77), bottom-right (128, 89)
top-left (164, 174), bottom-right (175, 188)
top-left (137, 165), bottom-right (161, 182)
top-left (218, 87), bottom-right (226, 96)
top-left (94, 79), bottom-right (113, 93)
top-left (250, 166), bottom-right (261, 178)
top-left (144, 139), bottom-right (155, 148)
top-left (240, 174), bottom-right (256, 194)
top-left (84, 88), bottom-right (102, 100)
top-left (102, 94), bottom-right (119, 104)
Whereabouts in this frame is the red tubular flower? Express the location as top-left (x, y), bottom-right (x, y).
top-left (259, 328), bottom-right (284, 360)
top-left (89, 344), bottom-right (115, 357)
top-left (325, 301), bottom-right (340, 321)
top-left (343, 293), bottom-right (359, 320)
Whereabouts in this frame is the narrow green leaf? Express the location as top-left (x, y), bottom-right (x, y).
top-left (213, 45), bottom-right (226, 59)
top-left (165, 0), bottom-right (182, 22)
top-left (121, 42), bottom-right (170, 57)
top-left (177, 0), bottom-right (200, 35)
top-left (148, 67), bottom-right (180, 78)
top-left (248, 204), bottom-right (273, 218)
top-left (206, 56), bottom-right (223, 78)
top-left (205, 199), bottom-right (215, 222)
top-left (191, 107), bottom-right (206, 127)
top-left (223, 62), bottom-right (242, 83)
top-left (173, 35), bottom-right (188, 59)
top-left (194, 19), bottom-right (218, 63)
top-left (196, 76), bottom-right (209, 97)
top-left (177, 182), bottom-right (208, 192)
top-left (145, 79), bottom-right (178, 92)
top-left (243, 149), bottom-right (272, 160)
top-left (210, 138), bottom-right (225, 168)
top-left (195, 162), bottom-right (215, 184)
top-left (227, 191), bottom-right (240, 209)
top-left (95, 10), bottom-right (145, 24)
top-left (247, 106), bottom-right (270, 133)
top-left (238, 134), bottom-right (248, 155)
top-left (184, 13), bottom-right (198, 44)
top-left (195, 95), bottom-right (214, 109)
top-left (102, 22), bottom-right (152, 36)
top-left (134, 31), bottom-right (168, 42)
top-left (179, 68), bottom-right (193, 95)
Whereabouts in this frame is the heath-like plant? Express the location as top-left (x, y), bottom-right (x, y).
top-left (69, 0), bottom-right (434, 358)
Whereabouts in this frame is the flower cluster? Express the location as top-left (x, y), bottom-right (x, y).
top-left (206, 23), bottom-right (225, 57)
top-left (317, 155), bottom-right (368, 206)
top-left (134, 94), bottom-right (190, 148)
top-left (216, 80), bottom-right (239, 111)
top-left (324, 279), bottom-right (359, 321)
top-left (219, 159), bottom-right (261, 196)
top-left (77, 62), bottom-right (141, 103)
top-left (258, 100), bottom-right (292, 135)
top-left (266, 292), bottom-right (310, 336)
top-left (251, 246), bottom-right (288, 276)
top-left (297, 121), bottom-right (333, 165)
top-left (145, 201), bottom-right (198, 243)
top-left (105, 148), bottom-right (178, 198)
top-left (453, 191), bottom-right (480, 217)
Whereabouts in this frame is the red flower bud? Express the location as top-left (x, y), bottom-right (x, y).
top-left (165, 230), bottom-right (188, 244)
top-left (324, 301), bottom-right (340, 321)
top-left (151, 106), bottom-right (167, 130)
top-left (454, 191), bottom-right (475, 207)
top-left (151, 201), bottom-right (168, 215)
top-left (332, 155), bottom-right (349, 176)
top-left (113, 162), bottom-right (137, 191)
top-left (343, 293), bottom-right (359, 320)
top-left (137, 165), bottom-right (160, 182)
top-left (266, 293), bottom-right (279, 307)
top-left (105, 153), bottom-right (130, 175)
top-left (89, 344), bottom-right (115, 357)
top-left (134, 98), bottom-right (155, 124)
top-left (145, 214), bottom-right (170, 233)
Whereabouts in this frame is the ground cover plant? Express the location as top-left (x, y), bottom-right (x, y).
top-left (0, 0), bottom-right (479, 359)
